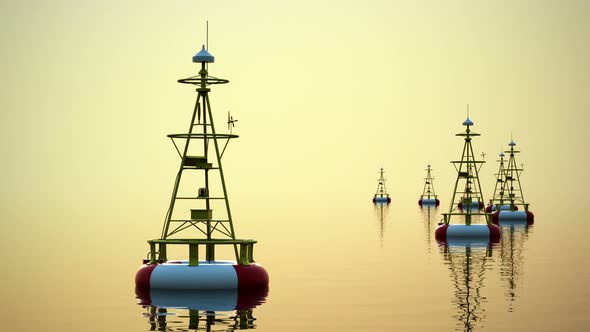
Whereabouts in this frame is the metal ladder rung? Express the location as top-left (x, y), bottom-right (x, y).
top-left (169, 219), bottom-right (231, 222)
top-left (175, 197), bottom-right (226, 200)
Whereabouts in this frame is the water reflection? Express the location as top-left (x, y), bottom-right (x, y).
top-left (137, 288), bottom-right (268, 331)
top-left (440, 243), bottom-right (494, 331)
top-left (420, 205), bottom-right (439, 249)
top-left (498, 221), bottom-right (532, 312)
top-left (373, 202), bottom-right (390, 246)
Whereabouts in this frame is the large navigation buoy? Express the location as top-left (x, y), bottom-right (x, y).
top-left (435, 114), bottom-right (499, 243)
top-left (135, 44), bottom-right (269, 293)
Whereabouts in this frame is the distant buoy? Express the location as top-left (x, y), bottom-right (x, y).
top-left (418, 164), bottom-right (440, 207)
top-left (492, 210), bottom-right (534, 225)
top-left (373, 168), bottom-right (391, 204)
top-left (488, 139), bottom-right (534, 224)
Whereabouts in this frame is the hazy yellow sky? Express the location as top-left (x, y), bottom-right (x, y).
top-left (1, 0), bottom-right (588, 215)
top-left (1, 2), bottom-right (589, 331)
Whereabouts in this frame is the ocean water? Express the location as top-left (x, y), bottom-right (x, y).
top-left (2, 187), bottom-right (589, 332)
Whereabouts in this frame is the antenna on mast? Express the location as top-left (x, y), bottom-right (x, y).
top-left (205, 20), bottom-right (209, 70)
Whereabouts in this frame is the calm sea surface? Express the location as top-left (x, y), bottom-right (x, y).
top-left (1, 188), bottom-right (589, 331)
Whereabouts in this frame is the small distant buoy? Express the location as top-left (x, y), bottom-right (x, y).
top-left (435, 224), bottom-right (501, 243)
top-left (373, 168), bottom-right (391, 204)
top-left (418, 164), bottom-right (440, 207)
top-left (492, 210), bottom-right (534, 225)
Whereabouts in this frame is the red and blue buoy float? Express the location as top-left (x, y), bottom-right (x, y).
top-left (492, 210), bottom-right (534, 225)
top-left (419, 197), bottom-right (440, 206)
top-left (373, 195), bottom-right (391, 203)
top-left (136, 260), bottom-right (269, 291)
top-left (435, 224), bottom-right (501, 243)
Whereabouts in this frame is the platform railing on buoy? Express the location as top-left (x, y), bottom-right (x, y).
top-left (442, 197), bottom-right (493, 225)
top-left (146, 239), bottom-right (257, 266)
top-left (440, 212), bottom-right (493, 226)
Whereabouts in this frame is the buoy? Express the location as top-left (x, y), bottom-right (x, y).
top-left (418, 164), bottom-right (440, 206)
top-left (135, 43), bottom-right (268, 292)
top-left (488, 138), bottom-right (534, 224)
top-left (373, 168), bottom-right (391, 204)
top-left (437, 112), bottom-right (499, 242)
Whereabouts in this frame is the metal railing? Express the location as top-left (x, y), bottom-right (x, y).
top-left (146, 238), bottom-right (257, 266)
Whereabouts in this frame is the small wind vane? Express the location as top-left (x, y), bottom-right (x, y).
top-left (227, 111), bottom-right (238, 134)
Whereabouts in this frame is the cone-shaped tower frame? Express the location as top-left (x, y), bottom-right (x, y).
top-left (421, 164), bottom-right (437, 200)
top-left (442, 116), bottom-right (490, 225)
top-left (499, 139), bottom-right (530, 211)
top-left (488, 152), bottom-right (507, 210)
top-left (373, 168), bottom-right (391, 203)
top-left (144, 45), bottom-right (258, 266)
